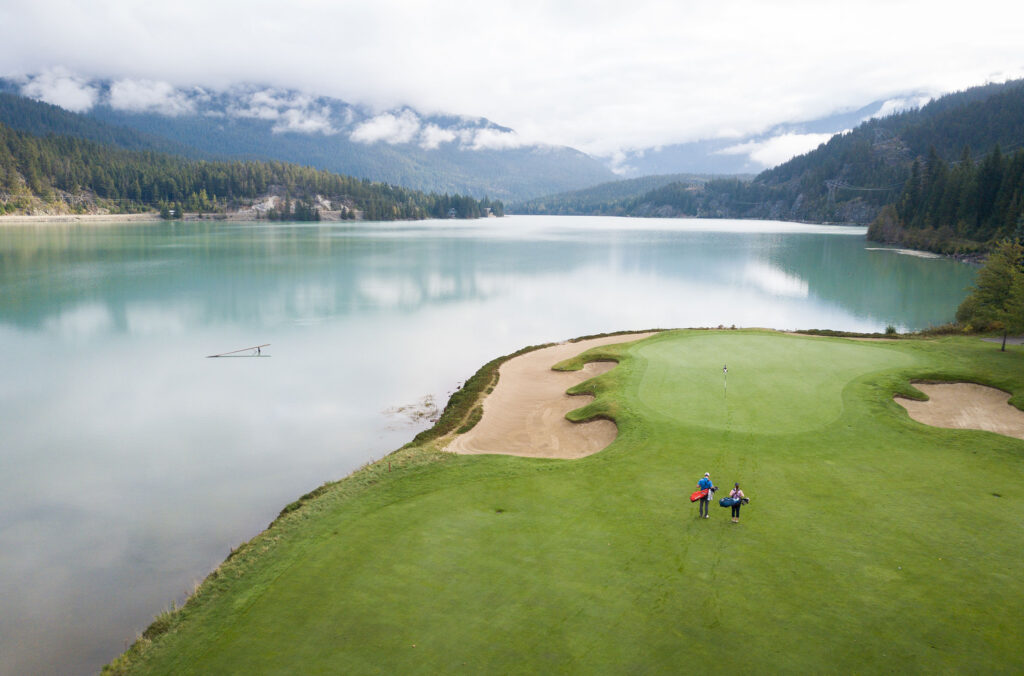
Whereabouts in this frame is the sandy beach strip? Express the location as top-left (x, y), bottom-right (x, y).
top-left (446, 332), bottom-right (660, 459)
top-left (896, 382), bottom-right (1024, 440)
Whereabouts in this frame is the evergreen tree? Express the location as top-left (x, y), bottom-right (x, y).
top-left (956, 239), bottom-right (1024, 349)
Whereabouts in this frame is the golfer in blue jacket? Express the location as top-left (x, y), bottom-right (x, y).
top-left (697, 472), bottom-right (714, 519)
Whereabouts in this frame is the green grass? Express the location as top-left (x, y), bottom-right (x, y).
top-left (108, 330), bottom-right (1024, 674)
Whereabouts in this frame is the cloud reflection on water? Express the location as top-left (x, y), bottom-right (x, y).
top-left (742, 261), bottom-right (809, 298)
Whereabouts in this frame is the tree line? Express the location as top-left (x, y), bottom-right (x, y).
top-left (0, 121), bottom-right (503, 220)
top-left (867, 146), bottom-right (1024, 253)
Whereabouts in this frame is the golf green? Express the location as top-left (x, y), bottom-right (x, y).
top-left (109, 330), bottom-right (1024, 674)
top-left (634, 333), bottom-right (915, 433)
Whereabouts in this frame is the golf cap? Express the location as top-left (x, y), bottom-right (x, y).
top-left (704, 472), bottom-right (710, 477)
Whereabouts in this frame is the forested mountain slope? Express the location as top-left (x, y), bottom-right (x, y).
top-left (742, 79), bottom-right (1024, 224)
top-left (868, 146), bottom-right (1024, 253)
top-left (2, 79), bottom-right (614, 203)
top-left (510, 173), bottom-right (748, 215)
top-left (526, 79), bottom-right (1024, 252)
top-left (0, 92), bottom-right (205, 158)
top-left (0, 121), bottom-right (502, 221)
top-left (91, 107), bottom-right (614, 203)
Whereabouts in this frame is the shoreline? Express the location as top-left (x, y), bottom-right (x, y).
top-left (0, 212), bottom-right (162, 224)
top-left (0, 209), bottom-right (344, 225)
top-left (103, 327), bottom-right (663, 671)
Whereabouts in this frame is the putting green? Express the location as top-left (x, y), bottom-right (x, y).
top-left (634, 332), bottom-right (916, 433)
top-left (109, 330), bottom-right (1024, 675)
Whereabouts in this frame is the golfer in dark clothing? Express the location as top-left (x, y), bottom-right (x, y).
top-left (697, 472), bottom-right (713, 518)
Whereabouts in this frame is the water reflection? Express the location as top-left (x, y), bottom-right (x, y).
top-left (0, 219), bottom-right (973, 334)
top-left (742, 261), bottom-right (809, 298)
top-left (0, 216), bottom-right (976, 675)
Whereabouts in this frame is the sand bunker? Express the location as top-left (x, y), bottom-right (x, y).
top-left (446, 332), bottom-right (659, 459)
top-left (896, 382), bottom-right (1024, 440)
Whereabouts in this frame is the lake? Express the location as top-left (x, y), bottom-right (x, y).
top-left (0, 215), bottom-right (976, 675)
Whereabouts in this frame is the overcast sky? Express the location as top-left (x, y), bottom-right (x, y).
top-left (2, 0), bottom-right (1023, 158)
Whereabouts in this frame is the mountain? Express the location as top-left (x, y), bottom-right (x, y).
top-left (0, 91), bottom-right (206, 158)
top-left (0, 120), bottom-right (503, 221)
top-left (742, 78), bottom-right (1024, 224)
top-left (511, 173), bottom-right (751, 215)
top-left (610, 96), bottom-right (931, 176)
top-left (555, 78), bottom-right (1024, 237)
top-left (2, 78), bottom-right (615, 203)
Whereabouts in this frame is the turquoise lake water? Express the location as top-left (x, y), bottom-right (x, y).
top-left (0, 216), bottom-right (977, 674)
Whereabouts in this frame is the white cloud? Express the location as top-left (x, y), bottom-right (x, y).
top-left (418, 124), bottom-right (456, 149)
top-left (717, 132), bottom-right (840, 169)
top-left (20, 68), bottom-right (98, 112)
top-left (252, 89), bottom-right (301, 108)
top-left (230, 103), bottom-right (280, 120)
top-left (607, 150), bottom-right (635, 176)
top-left (225, 89), bottom-right (337, 134)
top-left (272, 106), bottom-right (335, 134)
top-left (468, 128), bottom-right (525, 151)
top-left (350, 111), bottom-right (421, 145)
top-left (228, 90), bottom-right (305, 120)
top-left (2, 1), bottom-right (1024, 156)
top-left (866, 95), bottom-right (933, 120)
top-left (108, 79), bottom-right (195, 116)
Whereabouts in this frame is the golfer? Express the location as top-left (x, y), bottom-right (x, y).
top-left (729, 483), bottom-right (745, 523)
top-left (697, 472), bottom-right (714, 519)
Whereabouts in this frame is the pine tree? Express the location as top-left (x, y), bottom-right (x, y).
top-left (956, 239), bottom-right (1024, 348)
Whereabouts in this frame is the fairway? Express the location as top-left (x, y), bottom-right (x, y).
top-left (111, 330), bottom-right (1024, 674)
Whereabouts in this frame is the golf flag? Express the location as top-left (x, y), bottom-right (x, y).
top-left (723, 364), bottom-right (727, 396)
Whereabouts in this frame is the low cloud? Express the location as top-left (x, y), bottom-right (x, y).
top-left (717, 131), bottom-right (839, 169)
top-left (272, 106), bottom-right (336, 134)
top-left (229, 103), bottom-right (281, 121)
top-left (350, 111), bottom-right (421, 145)
top-left (607, 150), bottom-right (636, 176)
top-left (866, 95), bottom-right (932, 120)
top-left (419, 124), bottom-right (456, 149)
top-left (227, 89), bottom-right (337, 134)
top-left (108, 79), bottom-right (195, 116)
top-left (349, 113), bottom-right (529, 151)
top-left (468, 128), bottom-right (525, 151)
top-left (229, 89), bottom-right (309, 120)
top-left (20, 68), bottom-right (98, 112)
